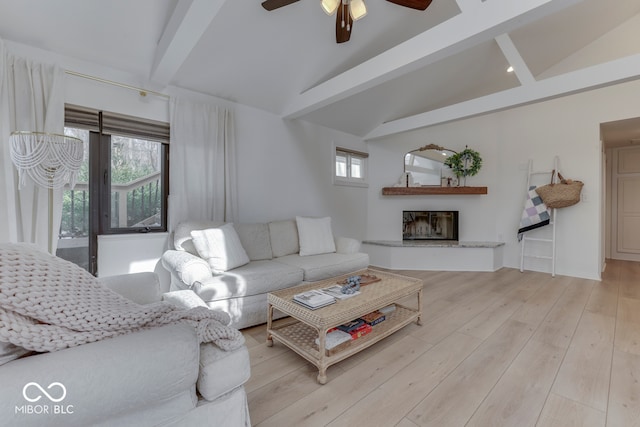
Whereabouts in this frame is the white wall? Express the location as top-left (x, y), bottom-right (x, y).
top-left (368, 79), bottom-right (640, 280)
top-left (5, 41), bottom-right (368, 284)
top-left (233, 103), bottom-right (368, 239)
top-left (12, 38), bottom-right (640, 281)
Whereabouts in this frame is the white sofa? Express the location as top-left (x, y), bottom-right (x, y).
top-left (162, 218), bottom-right (370, 329)
top-left (0, 272), bottom-right (251, 427)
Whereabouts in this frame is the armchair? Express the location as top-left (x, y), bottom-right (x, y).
top-left (0, 270), bottom-right (251, 427)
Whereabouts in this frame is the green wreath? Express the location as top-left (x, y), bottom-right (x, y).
top-left (444, 147), bottom-right (482, 178)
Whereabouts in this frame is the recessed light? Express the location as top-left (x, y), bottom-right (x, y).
top-left (507, 66), bottom-right (514, 73)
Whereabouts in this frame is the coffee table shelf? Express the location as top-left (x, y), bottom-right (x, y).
top-left (270, 305), bottom-right (418, 359)
top-left (266, 269), bottom-right (423, 384)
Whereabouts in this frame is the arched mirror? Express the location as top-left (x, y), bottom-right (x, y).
top-left (404, 144), bottom-right (456, 186)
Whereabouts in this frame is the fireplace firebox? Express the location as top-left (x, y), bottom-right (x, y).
top-left (403, 211), bottom-right (459, 241)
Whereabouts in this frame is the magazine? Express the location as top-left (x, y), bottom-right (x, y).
top-left (293, 289), bottom-right (336, 309)
top-left (314, 330), bottom-right (352, 350)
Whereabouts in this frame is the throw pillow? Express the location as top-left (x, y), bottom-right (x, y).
top-left (190, 224), bottom-right (250, 272)
top-left (174, 220), bottom-right (224, 255)
top-left (296, 216), bottom-right (336, 256)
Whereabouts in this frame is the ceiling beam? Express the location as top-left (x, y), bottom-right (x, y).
top-left (282, 0), bottom-right (581, 120)
top-left (454, 0), bottom-right (479, 13)
top-left (364, 52), bottom-right (640, 140)
top-left (495, 34), bottom-right (536, 85)
top-left (150, 0), bottom-right (227, 86)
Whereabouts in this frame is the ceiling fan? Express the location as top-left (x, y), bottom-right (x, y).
top-left (261, 0), bottom-right (433, 44)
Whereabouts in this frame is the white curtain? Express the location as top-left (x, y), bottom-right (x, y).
top-left (0, 40), bottom-right (65, 253)
top-left (169, 98), bottom-right (238, 231)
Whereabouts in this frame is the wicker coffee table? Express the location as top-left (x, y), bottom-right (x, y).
top-left (266, 269), bottom-right (423, 384)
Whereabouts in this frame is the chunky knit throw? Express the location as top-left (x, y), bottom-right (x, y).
top-left (0, 243), bottom-right (244, 352)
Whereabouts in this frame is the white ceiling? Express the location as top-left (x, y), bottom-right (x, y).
top-left (1, 0), bottom-right (640, 142)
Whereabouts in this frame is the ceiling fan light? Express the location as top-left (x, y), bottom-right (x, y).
top-left (350, 0), bottom-right (367, 20)
top-left (321, 0), bottom-right (340, 15)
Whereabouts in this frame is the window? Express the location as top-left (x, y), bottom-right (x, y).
top-left (106, 135), bottom-right (166, 232)
top-left (334, 147), bottom-right (368, 187)
top-left (56, 105), bottom-right (169, 274)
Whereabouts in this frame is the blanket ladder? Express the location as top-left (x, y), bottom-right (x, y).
top-left (520, 158), bottom-right (558, 277)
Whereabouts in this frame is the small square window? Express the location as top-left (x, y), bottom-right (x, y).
top-left (336, 153), bottom-right (348, 178)
top-left (334, 148), bottom-right (368, 187)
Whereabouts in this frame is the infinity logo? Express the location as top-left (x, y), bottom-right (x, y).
top-left (22, 382), bottom-right (67, 403)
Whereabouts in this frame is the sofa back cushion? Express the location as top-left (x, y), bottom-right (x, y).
top-left (268, 219), bottom-right (300, 257)
top-left (235, 223), bottom-right (273, 261)
top-left (190, 224), bottom-right (250, 272)
top-left (296, 216), bottom-right (336, 256)
top-left (174, 220), bottom-right (225, 255)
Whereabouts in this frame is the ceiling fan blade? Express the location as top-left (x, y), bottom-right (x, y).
top-left (386, 0), bottom-right (433, 11)
top-left (335, 3), bottom-right (353, 43)
top-left (261, 0), bottom-right (299, 11)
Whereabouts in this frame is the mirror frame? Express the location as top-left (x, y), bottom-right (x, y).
top-left (404, 144), bottom-right (457, 186)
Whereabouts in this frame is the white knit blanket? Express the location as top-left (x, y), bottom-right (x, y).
top-left (0, 243), bottom-right (244, 353)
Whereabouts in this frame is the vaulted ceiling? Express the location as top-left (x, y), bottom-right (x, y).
top-left (1, 0), bottom-right (640, 141)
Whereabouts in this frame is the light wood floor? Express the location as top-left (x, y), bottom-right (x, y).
top-left (241, 260), bottom-right (640, 427)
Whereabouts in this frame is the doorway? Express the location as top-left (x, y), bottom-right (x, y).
top-left (601, 117), bottom-right (640, 264)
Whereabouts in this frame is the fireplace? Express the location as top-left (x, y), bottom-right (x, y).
top-left (403, 211), bottom-right (459, 241)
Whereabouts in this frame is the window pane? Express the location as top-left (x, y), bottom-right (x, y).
top-left (351, 157), bottom-right (363, 178)
top-left (57, 127), bottom-right (90, 270)
top-left (110, 135), bottom-right (163, 229)
top-left (336, 154), bottom-right (347, 177)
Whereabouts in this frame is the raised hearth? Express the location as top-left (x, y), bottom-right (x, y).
top-left (362, 240), bottom-right (505, 272)
top-left (364, 240), bottom-right (504, 248)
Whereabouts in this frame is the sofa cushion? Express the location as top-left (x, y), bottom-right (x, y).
top-left (274, 252), bottom-right (370, 282)
top-left (235, 223), bottom-right (273, 261)
top-left (0, 323), bottom-right (199, 427)
top-left (191, 224), bottom-right (250, 272)
top-left (194, 260), bottom-right (303, 302)
top-left (198, 343), bottom-right (250, 401)
top-left (174, 220), bottom-right (225, 255)
top-left (296, 216), bottom-right (336, 256)
top-left (268, 219), bottom-right (299, 257)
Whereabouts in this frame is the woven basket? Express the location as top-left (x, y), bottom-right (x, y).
top-left (535, 172), bottom-right (583, 208)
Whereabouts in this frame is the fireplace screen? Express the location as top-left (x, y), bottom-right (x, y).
top-left (403, 211), bottom-right (459, 241)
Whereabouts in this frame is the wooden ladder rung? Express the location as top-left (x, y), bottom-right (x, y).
top-left (523, 237), bottom-right (553, 243)
top-left (523, 254), bottom-right (553, 260)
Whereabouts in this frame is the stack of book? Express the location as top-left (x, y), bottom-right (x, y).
top-left (292, 290), bottom-right (336, 310)
top-left (314, 308), bottom-right (390, 355)
top-left (360, 310), bottom-right (386, 326)
top-left (337, 319), bottom-right (372, 339)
